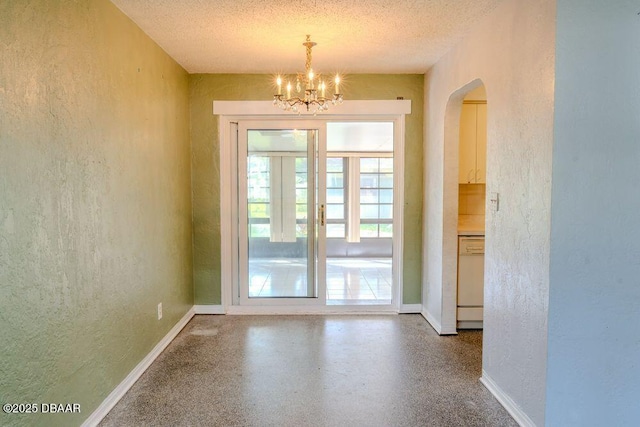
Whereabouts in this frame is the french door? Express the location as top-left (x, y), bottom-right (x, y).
top-left (238, 121), bottom-right (326, 306)
top-left (235, 119), bottom-right (396, 308)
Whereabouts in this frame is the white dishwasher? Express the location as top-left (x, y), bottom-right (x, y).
top-left (457, 236), bottom-right (484, 329)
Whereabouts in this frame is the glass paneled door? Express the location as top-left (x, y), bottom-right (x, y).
top-left (236, 119), bottom-right (397, 308)
top-left (238, 122), bottom-right (326, 305)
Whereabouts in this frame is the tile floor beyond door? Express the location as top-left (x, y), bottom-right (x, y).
top-left (100, 315), bottom-right (517, 427)
top-left (249, 258), bottom-right (392, 304)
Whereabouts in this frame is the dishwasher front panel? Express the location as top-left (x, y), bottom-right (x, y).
top-left (457, 236), bottom-right (485, 325)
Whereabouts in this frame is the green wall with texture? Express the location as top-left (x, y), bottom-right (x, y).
top-left (190, 74), bottom-right (423, 305)
top-left (0, 1), bottom-right (193, 425)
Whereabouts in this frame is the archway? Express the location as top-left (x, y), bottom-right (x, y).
top-left (440, 79), bottom-right (487, 333)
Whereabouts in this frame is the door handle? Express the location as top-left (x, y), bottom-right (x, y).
top-left (319, 204), bottom-right (325, 226)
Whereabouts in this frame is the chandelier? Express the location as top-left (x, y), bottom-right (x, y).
top-left (273, 35), bottom-right (343, 114)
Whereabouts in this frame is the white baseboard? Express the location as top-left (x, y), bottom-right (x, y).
top-left (400, 304), bottom-right (422, 313)
top-left (81, 307), bottom-right (195, 427)
top-left (194, 305), bottom-right (225, 314)
top-left (421, 309), bottom-right (443, 334)
top-left (457, 320), bottom-right (483, 330)
top-left (480, 370), bottom-right (536, 427)
top-left (421, 309), bottom-right (458, 335)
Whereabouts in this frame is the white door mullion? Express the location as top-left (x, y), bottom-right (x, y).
top-left (269, 157), bottom-right (283, 242)
top-left (237, 123), bottom-right (250, 303)
top-left (280, 156), bottom-right (297, 243)
top-left (316, 127), bottom-right (327, 304)
top-left (347, 157), bottom-right (361, 243)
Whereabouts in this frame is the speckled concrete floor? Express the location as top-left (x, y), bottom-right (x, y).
top-left (100, 315), bottom-right (516, 427)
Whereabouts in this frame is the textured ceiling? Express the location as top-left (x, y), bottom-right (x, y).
top-left (110, 0), bottom-right (503, 74)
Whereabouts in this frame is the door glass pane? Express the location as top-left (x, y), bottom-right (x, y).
top-left (296, 189), bottom-right (307, 204)
top-left (360, 205), bottom-right (379, 219)
top-left (326, 224), bottom-right (345, 238)
top-left (250, 224), bottom-right (270, 238)
top-left (380, 174), bottom-right (394, 188)
top-left (360, 174), bottom-right (379, 188)
top-left (326, 204), bottom-right (344, 219)
top-left (327, 189), bottom-right (344, 203)
top-left (360, 224), bottom-right (379, 238)
top-left (326, 122), bottom-right (394, 306)
top-left (360, 158), bottom-right (379, 172)
top-left (379, 224), bottom-right (393, 237)
top-left (246, 129), bottom-right (315, 298)
top-left (360, 189), bottom-right (378, 203)
top-left (379, 205), bottom-right (393, 219)
top-left (327, 157), bottom-right (343, 172)
top-left (379, 189), bottom-right (393, 203)
top-left (327, 173), bottom-right (343, 187)
top-left (379, 158), bottom-right (393, 172)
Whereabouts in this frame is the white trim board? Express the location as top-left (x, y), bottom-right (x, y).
top-left (213, 100), bottom-right (411, 116)
top-left (194, 305), bottom-right (225, 314)
top-left (421, 309), bottom-right (459, 335)
top-left (400, 304), bottom-right (422, 313)
top-left (81, 307), bottom-right (195, 427)
top-left (480, 371), bottom-right (536, 427)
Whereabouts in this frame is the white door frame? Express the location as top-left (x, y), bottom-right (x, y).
top-left (215, 100), bottom-right (411, 314)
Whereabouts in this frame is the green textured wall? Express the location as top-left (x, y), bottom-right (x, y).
top-left (190, 74), bottom-right (423, 305)
top-left (0, 1), bottom-right (193, 426)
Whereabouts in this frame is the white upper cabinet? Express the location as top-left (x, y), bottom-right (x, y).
top-left (459, 102), bottom-right (487, 184)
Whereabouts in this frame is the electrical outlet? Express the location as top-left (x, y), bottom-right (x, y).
top-left (157, 303), bottom-right (162, 320)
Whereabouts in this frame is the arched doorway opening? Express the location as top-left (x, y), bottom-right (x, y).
top-left (441, 79), bottom-right (488, 333)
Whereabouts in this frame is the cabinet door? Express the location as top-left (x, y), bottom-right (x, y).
top-left (475, 103), bottom-right (487, 184)
top-left (459, 103), bottom-right (477, 184)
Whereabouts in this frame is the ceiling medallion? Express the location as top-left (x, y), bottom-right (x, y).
top-left (273, 35), bottom-right (343, 114)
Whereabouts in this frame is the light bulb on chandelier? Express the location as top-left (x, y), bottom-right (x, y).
top-left (273, 35), bottom-right (344, 114)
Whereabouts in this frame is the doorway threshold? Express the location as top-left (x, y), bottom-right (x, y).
top-left (225, 305), bottom-right (399, 315)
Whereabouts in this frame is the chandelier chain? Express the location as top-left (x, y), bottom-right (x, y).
top-left (304, 35), bottom-right (313, 74)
